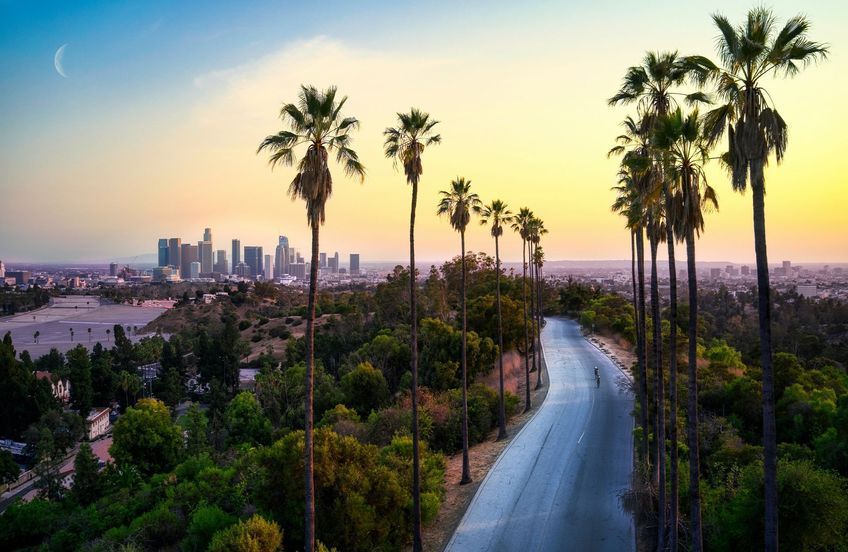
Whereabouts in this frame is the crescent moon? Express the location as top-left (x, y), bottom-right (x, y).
top-left (54, 44), bottom-right (68, 78)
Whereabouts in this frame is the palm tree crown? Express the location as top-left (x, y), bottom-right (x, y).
top-left (437, 177), bottom-right (481, 234)
top-left (383, 108), bottom-right (441, 186)
top-left (476, 199), bottom-right (513, 237)
top-left (257, 85), bottom-right (366, 228)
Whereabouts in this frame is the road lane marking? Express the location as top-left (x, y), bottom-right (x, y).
top-left (578, 431), bottom-right (585, 444)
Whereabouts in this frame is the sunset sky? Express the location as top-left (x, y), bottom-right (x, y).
top-left (1, 0), bottom-right (846, 264)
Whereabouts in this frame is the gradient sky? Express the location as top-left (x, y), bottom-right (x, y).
top-left (1, 0), bottom-right (846, 264)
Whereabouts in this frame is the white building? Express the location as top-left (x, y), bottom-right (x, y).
top-left (190, 261), bottom-right (201, 279)
top-left (86, 407), bottom-right (111, 440)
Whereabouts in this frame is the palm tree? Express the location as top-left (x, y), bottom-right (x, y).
top-left (528, 217), bottom-right (547, 390)
top-left (258, 84), bottom-right (366, 552)
top-left (476, 199), bottom-right (514, 440)
top-left (87, 328), bottom-right (92, 343)
top-left (34, 331), bottom-right (40, 344)
top-left (106, 328), bottom-right (111, 342)
top-left (384, 108), bottom-right (440, 552)
top-left (654, 107), bottom-right (718, 552)
top-left (533, 245), bottom-right (546, 376)
top-left (692, 10), bottom-right (828, 548)
top-left (69, 328), bottom-right (74, 342)
top-left (437, 177), bottom-right (481, 485)
top-left (511, 208), bottom-right (534, 413)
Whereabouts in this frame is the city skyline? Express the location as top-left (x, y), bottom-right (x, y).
top-left (1, 1), bottom-right (847, 264)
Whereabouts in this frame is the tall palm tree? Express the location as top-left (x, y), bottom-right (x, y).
top-left (87, 327), bottom-right (92, 343)
top-left (258, 84), bottom-right (366, 552)
top-left (533, 244), bottom-right (545, 382)
top-left (654, 107), bottom-right (718, 552)
top-left (384, 108), bottom-right (440, 551)
top-left (476, 199), bottom-right (514, 440)
top-left (511, 207), bottom-right (534, 413)
top-left (528, 217), bottom-right (547, 390)
top-left (437, 177), bottom-right (481, 485)
top-left (34, 331), bottom-right (40, 344)
top-left (691, 10), bottom-right (828, 548)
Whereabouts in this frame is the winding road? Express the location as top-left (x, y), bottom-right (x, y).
top-left (446, 317), bottom-right (634, 551)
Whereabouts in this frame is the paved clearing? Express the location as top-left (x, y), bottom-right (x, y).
top-left (0, 297), bottom-right (166, 357)
top-left (446, 317), bottom-right (634, 551)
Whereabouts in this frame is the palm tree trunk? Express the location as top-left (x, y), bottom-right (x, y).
top-left (636, 227), bottom-right (650, 465)
top-left (752, 163), bottom-right (777, 552)
top-left (304, 222), bottom-right (320, 552)
top-left (535, 256), bottom-right (543, 390)
top-left (685, 225), bottom-right (702, 552)
top-left (529, 241), bottom-right (537, 376)
top-left (665, 198), bottom-right (679, 552)
top-left (410, 179), bottom-right (423, 552)
top-left (495, 234), bottom-right (507, 440)
top-left (460, 230), bottom-right (472, 484)
top-left (650, 233), bottom-right (666, 551)
top-left (522, 238), bottom-right (531, 413)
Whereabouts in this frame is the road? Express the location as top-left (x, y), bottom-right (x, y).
top-left (446, 317), bottom-right (634, 552)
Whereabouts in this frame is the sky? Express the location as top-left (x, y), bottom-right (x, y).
top-left (1, 0), bottom-right (846, 264)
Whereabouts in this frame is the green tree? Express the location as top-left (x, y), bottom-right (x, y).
top-left (436, 176), bottom-right (482, 485)
top-left (259, 84), bottom-right (366, 552)
top-left (476, 199), bottom-right (514, 441)
top-left (182, 403), bottom-right (211, 457)
top-left (183, 504), bottom-right (237, 552)
top-left (511, 207), bottom-right (534, 414)
top-left (110, 398), bottom-right (183, 476)
top-left (0, 450), bottom-right (20, 486)
top-left (71, 441), bottom-right (102, 506)
top-left (384, 106), bottom-right (441, 552)
top-left (24, 410), bottom-right (84, 500)
top-left (694, 10), bottom-right (829, 548)
top-left (208, 514), bottom-right (283, 552)
top-left (66, 345), bottom-right (93, 418)
top-left (341, 362), bottom-right (390, 417)
top-left (225, 391), bottom-right (273, 447)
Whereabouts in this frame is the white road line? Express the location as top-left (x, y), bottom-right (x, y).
top-left (578, 431), bottom-right (585, 444)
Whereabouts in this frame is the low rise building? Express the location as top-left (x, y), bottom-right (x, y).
top-left (86, 407), bottom-right (111, 440)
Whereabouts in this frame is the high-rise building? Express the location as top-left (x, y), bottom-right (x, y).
top-left (334, 252), bottom-right (339, 273)
top-left (214, 250), bottom-right (228, 274)
top-left (0, 260), bottom-right (5, 278)
top-left (264, 254), bottom-right (272, 280)
top-left (181, 244), bottom-right (199, 280)
top-left (783, 260), bottom-right (792, 277)
top-left (320, 252), bottom-right (327, 268)
top-left (158, 238), bottom-right (169, 267)
top-left (232, 239), bottom-right (241, 269)
top-left (168, 238), bottom-right (182, 269)
top-left (710, 268), bottom-right (722, 280)
top-left (290, 262), bottom-right (306, 279)
top-left (199, 240), bottom-right (213, 275)
top-left (203, 227), bottom-right (212, 243)
top-left (190, 262), bottom-right (201, 279)
top-left (349, 253), bottom-right (360, 275)
top-left (741, 265), bottom-right (750, 276)
top-left (244, 246), bottom-right (264, 280)
top-left (109, 262), bottom-right (118, 277)
top-left (235, 262), bottom-right (251, 278)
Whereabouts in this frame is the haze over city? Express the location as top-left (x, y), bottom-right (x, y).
top-left (2, 0), bottom-right (846, 264)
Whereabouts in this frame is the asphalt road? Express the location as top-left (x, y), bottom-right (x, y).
top-left (446, 317), bottom-right (634, 552)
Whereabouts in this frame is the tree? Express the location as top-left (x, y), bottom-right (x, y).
top-left (71, 442), bottom-right (102, 506)
top-left (437, 176), bottom-right (481, 484)
top-left (181, 403), bottom-right (211, 457)
top-left (383, 106), bottom-right (441, 552)
top-left (208, 515), bottom-right (283, 552)
top-left (66, 345), bottom-right (93, 418)
top-left (511, 208), bottom-right (534, 414)
top-left (528, 217), bottom-right (547, 390)
top-left (693, 11), bottom-right (829, 548)
top-left (258, 84), bottom-right (365, 552)
top-left (0, 333), bottom-right (56, 439)
top-left (341, 362), bottom-right (390, 417)
top-left (476, 199), bottom-right (514, 441)
top-left (110, 398), bottom-right (183, 476)
top-left (24, 410), bottom-right (84, 500)
top-left (225, 391), bottom-right (273, 447)
top-left (654, 106), bottom-right (718, 552)
top-left (0, 450), bottom-right (20, 486)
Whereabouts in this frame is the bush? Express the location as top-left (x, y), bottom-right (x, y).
top-left (183, 505), bottom-right (237, 552)
top-left (269, 326), bottom-right (292, 340)
top-left (238, 320), bottom-right (251, 331)
top-left (208, 514), bottom-right (282, 552)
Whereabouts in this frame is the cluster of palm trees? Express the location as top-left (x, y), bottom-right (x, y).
top-left (608, 8), bottom-right (827, 552)
top-left (259, 88), bottom-right (549, 552)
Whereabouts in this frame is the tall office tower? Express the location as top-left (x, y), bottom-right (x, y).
top-left (320, 252), bottom-right (327, 268)
top-left (264, 254), bottom-right (273, 280)
top-left (783, 260), bottom-right (791, 277)
top-left (334, 252), bottom-right (339, 272)
top-left (328, 255), bottom-right (338, 273)
top-left (349, 253), bottom-right (360, 275)
top-left (0, 260), bottom-right (5, 278)
top-left (181, 244), bottom-right (199, 280)
top-left (741, 265), bottom-right (750, 276)
top-left (290, 262), bottom-right (306, 279)
top-left (190, 262), bottom-right (201, 280)
top-left (235, 263), bottom-right (251, 278)
top-left (168, 238), bottom-right (182, 269)
top-left (244, 246), bottom-right (264, 279)
top-left (199, 240), bottom-right (213, 274)
top-left (158, 238), bottom-right (169, 267)
top-left (275, 244), bottom-right (286, 277)
top-left (214, 250), bottom-right (228, 274)
top-left (232, 239), bottom-right (241, 268)
top-left (109, 262), bottom-right (118, 277)
top-left (204, 227), bottom-right (212, 243)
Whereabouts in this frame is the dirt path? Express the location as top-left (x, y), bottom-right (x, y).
top-left (422, 349), bottom-right (550, 552)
